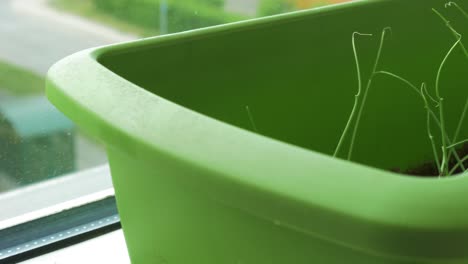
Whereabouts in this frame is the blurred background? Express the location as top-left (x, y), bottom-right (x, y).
top-left (0, 0), bottom-right (351, 193)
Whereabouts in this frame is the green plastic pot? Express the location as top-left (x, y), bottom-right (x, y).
top-left (47, 0), bottom-right (468, 263)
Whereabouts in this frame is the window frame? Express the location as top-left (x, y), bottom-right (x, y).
top-left (0, 165), bottom-right (119, 263)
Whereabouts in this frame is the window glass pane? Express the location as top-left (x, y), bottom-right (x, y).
top-left (0, 0), bottom-right (351, 192)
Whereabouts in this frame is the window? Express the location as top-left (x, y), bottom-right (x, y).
top-left (0, 0), bottom-right (352, 262)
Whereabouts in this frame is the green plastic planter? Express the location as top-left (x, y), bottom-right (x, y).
top-left (47, 0), bottom-right (468, 263)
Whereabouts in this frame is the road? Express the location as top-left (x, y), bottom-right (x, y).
top-left (0, 0), bottom-right (136, 178)
top-left (0, 0), bottom-right (134, 75)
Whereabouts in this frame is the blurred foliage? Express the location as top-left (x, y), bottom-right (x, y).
top-left (0, 61), bottom-right (44, 95)
top-left (51, 0), bottom-right (351, 35)
top-left (51, 0), bottom-right (154, 36)
top-left (259, 0), bottom-right (295, 16)
top-left (91, 0), bottom-right (246, 33)
top-left (259, 0), bottom-right (350, 16)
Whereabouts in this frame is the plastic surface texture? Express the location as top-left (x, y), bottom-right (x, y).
top-left (47, 0), bottom-right (468, 263)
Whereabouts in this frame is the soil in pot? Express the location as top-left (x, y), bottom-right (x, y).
top-left (392, 143), bottom-right (468, 177)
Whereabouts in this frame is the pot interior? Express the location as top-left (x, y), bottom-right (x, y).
top-left (99, 0), bottom-right (468, 173)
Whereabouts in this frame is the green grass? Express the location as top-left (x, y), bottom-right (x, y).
top-left (49, 0), bottom-right (157, 37)
top-left (0, 61), bottom-right (45, 95)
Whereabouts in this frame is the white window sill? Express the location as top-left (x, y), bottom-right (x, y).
top-left (0, 165), bottom-right (113, 229)
top-left (19, 229), bottom-right (130, 264)
top-left (0, 165), bottom-right (122, 262)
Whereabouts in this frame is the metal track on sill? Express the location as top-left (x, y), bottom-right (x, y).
top-left (0, 197), bottom-right (120, 263)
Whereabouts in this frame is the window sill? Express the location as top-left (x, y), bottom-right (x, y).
top-left (0, 165), bottom-right (113, 229)
top-left (18, 229), bottom-right (130, 264)
top-left (0, 165), bottom-right (121, 263)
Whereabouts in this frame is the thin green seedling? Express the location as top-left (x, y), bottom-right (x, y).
top-left (433, 8), bottom-right (468, 60)
top-left (376, 71), bottom-right (465, 174)
top-left (447, 97), bottom-right (468, 162)
top-left (368, 70), bottom-right (451, 176)
top-left (341, 18), bottom-right (467, 176)
top-left (376, 71), bottom-right (438, 103)
top-left (434, 32), bottom-right (462, 175)
top-left (245, 105), bottom-right (259, 133)
top-left (334, 25), bottom-right (465, 172)
top-left (347, 27), bottom-right (392, 160)
top-left (448, 139), bottom-right (468, 148)
top-left (375, 70), bottom-right (466, 172)
top-left (376, 71), bottom-right (428, 96)
top-left (451, 97), bottom-right (468, 143)
top-left (445, 1), bottom-right (468, 19)
top-left (421, 83), bottom-right (442, 173)
top-left (331, 4), bottom-right (468, 174)
top-left (448, 155), bottom-right (468, 175)
top-left (333, 32), bottom-right (372, 158)
top-left (434, 4), bottom-right (468, 175)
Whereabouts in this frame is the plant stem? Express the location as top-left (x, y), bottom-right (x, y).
top-left (447, 139), bottom-right (468, 149)
top-left (435, 36), bottom-right (462, 176)
top-left (333, 32), bottom-right (372, 158)
top-left (452, 98), bottom-right (468, 142)
top-left (429, 104), bottom-right (467, 171)
top-left (433, 8), bottom-right (468, 60)
top-left (439, 102), bottom-right (449, 176)
top-left (448, 97), bottom-right (468, 153)
top-left (347, 27), bottom-right (391, 160)
top-left (445, 2), bottom-right (468, 19)
top-left (375, 71), bottom-right (425, 97)
top-left (421, 83), bottom-right (442, 173)
top-left (375, 70), bottom-right (466, 171)
top-left (245, 105), bottom-right (259, 133)
top-left (434, 6), bottom-right (468, 174)
top-left (448, 155), bottom-right (468, 175)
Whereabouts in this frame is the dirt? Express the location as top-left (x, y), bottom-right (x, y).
top-left (392, 143), bottom-right (468, 177)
